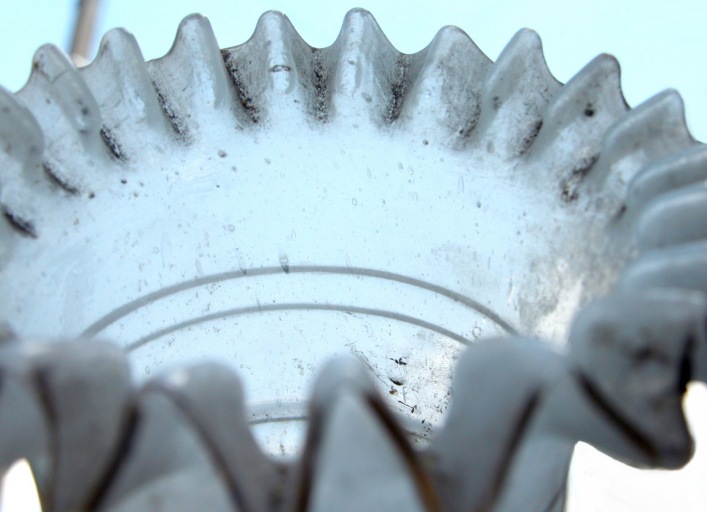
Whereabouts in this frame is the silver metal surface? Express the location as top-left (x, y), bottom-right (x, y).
top-left (0, 9), bottom-right (705, 511)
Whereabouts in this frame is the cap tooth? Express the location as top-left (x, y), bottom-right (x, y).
top-left (289, 356), bottom-right (435, 512)
top-left (149, 363), bottom-right (278, 512)
top-left (95, 391), bottom-right (234, 512)
top-left (0, 87), bottom-right (72, 237)
top-left (309, 356), bottom-right (378, 408)
top-left (22, 341), bottom-right (132, 512)
top-left (81, 28), bottom-right (173, 150)
top-left (526, 54), bottom-right (628, 191)
top-left (569, 290), bottom-right (707, 391)
top-left (432, 338), bottom-right (562, 512)
top-left (146, 14), bottom-right (241, 139)
top-left (568, 292), bottom-right (705, 375)
top-left (0, 85), bottom-right (45, 168)
top-left (257, 11), bottom-right (306, 96)
top-left (303, 394), bottom-right (428, 512)
top-left (473, 29), bottom-right (561, 157)
top-left (171, 14), bottom-right (231, 106)
top-left (16, 44), bottom-right (111, 193)
top-left (222, 10), bottom-right (315, 125)
top-left (20, 45), bottom-right (103, 145)
top-left (635, 182), bottom-right (707, 250)
top-left (0, 358), bottom-right (51, 478)
top-left (619, 240), bottom-right (707, 295)
top-left (326, 9), bottom-right (403, 124)
top-left (0, 87), bottom-right (48, 236)
top-left (397, 26), bottom-right (491, 145)
top-left (567, 295), bottom-right (697, 470)
top-left (575, 293), bottom-right (707, 332)
top-left (626, 145), bottom-right (707, 211)
top-left (590, 89), bottom-right (696, 194)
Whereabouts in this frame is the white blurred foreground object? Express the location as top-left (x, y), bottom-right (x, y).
top-left (0, 460), bottom-right (41, 512)
top-left (0, 9), bottom-right (706, 511)
top-left (567, 384), bottom-right (707, 512)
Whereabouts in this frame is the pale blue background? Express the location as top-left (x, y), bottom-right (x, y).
top-left (0, 1), bottom-right (706, 511)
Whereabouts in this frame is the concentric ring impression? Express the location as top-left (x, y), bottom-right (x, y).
top-left (0, 8), bottom-right (706, 511)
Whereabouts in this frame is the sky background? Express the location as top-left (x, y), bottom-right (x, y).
top-left (0, 1), bottom-right (706, 511)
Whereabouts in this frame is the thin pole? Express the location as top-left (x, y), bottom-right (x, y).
top-left (69, 0), bottom-right (100, 66)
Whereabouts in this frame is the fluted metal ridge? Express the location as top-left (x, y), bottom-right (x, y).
top-left (0, 9), bottom-right (699, 237)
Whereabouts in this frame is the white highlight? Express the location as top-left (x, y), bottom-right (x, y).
top-left (568, 383), bottom-right (707, 511)
top-left (0, 459), bottom-right (41, 512)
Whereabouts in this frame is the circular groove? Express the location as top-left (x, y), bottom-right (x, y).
top-left (125, 302), bottom-right (474, 353)
top-left (83, 265), bottom-right (519, 339)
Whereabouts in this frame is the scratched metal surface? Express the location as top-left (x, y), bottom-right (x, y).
top-left (0, 11), bottom-right (705, 510)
